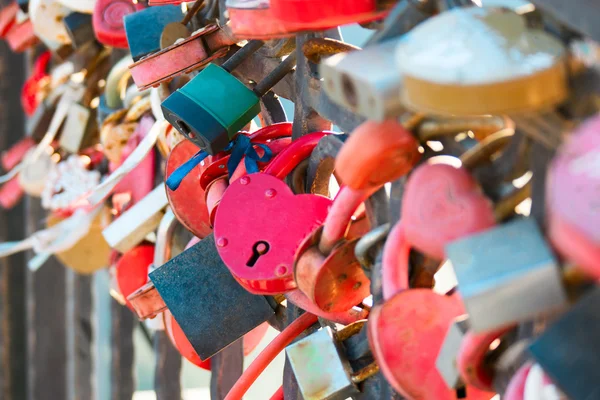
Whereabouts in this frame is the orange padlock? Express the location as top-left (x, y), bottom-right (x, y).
top-left (335, 119), bottom-right (420, 190)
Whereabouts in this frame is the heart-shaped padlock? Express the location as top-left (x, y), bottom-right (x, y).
top-left (402, 163), bottom-right (496, 260)
top-left (547, 113), bottom-right (600, 280)
top-left (116, 243), bottom-right (155, 311)
top-left (214, 132), bottom-right (331, 294)
top-left (368, 289), bottom-right (495, 400)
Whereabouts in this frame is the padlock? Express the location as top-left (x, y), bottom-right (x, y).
top-left (19, 146), bottom-right (57, 197)
top-left (161, 40), bottom-right (296, 155)
top-left (116, 243), bottom-right (155, 310)
top-left (59, 102), bottom-right (97, 153)
top-left (436, 315), bottom-right (470, 391)
top-left (124, 5), bottom-right (182, 62)
top-left (368, 289), bottom-right (495, 400)
top-left (334, 119), bottom-right (420, 190)
top-left (149, 233), bottom-right (276, 360)
top-left (46, 206), bottom-right (112, 274)
top-left (447, 218), bottom-right (568, 333)
top-left (226, 0), bottom-right (296, 39)
top-left (21, 51), bottom-right (52, 117)
top-left (547, 113), bottom-right (600, 281)
top-left (63, 12), bottom-right (95, 48)
top-left (163, 310), bottom-right (212, 370)
top-left (129, 24), bottom-right (232, 92)
top-left (286, 323), bottom-right (380, 400)
top-left (270, 0), bottom-right (389, 33)
top-left (0, 177), bottom-right (24, 209)
top-left (401, 163), bottom-right (496, 261)
top-left (29, 0), bottom-right (72, 49)
top-left (529, 286), bottom-right (600, 400)
top-left (320, 38), bottom-right (405, 121)
top-left (93, 0), bottom-right (144, 48)
top-left (99, 110), bottom-right (139, 164)
top-left (41, 155), bottom-right (102, 212)
top-left (0, 2), bottom-right (18, 38)
top-left (396, 7), bottom-right (568, 116)
top-left (214, 132), bottom-right (332, 294)
top-left (5, 16), bottom-right (38, 52)
top-left (102, 185), bottom-right (168, 253)
top-left (1, 137), bottom-right (35, 172)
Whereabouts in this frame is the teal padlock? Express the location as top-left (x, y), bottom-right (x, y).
top-left (161, 40), bottom-right (296, 155)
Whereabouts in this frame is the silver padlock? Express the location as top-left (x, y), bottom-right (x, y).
top-left (320, 39), bottom-right (405, 121)
top-left (436, 315), bottom-right (470, 390)
top-left (59, 102), bottom-right (95, 153)
top-left (286, 323), bottom-right (379, 400)
top-left (102, 185), bottom-right (168, 253)
top-left (447, 218), bottom-right (568, 333)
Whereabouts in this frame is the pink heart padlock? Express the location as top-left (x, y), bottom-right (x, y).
top-left (402, 163), bottom-right (496, 260)
top-left (547, 113), bottom-right (600, 280)
top-left (214, 132), bottom-right (331, 295)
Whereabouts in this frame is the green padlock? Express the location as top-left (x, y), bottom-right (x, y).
top-left (161, 40), bottom-right (296, 155)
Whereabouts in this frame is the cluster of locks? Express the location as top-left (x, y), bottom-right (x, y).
top-left (0, 0), bottom-right (599, 399)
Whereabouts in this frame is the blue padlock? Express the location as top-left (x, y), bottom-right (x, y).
top-left (161, 40), bottom-right (297, 155)
top-left (124, 5), bottom-right (183, 62)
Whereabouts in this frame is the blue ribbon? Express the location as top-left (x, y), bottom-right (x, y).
top-left (165, 149), bottom-right (209, 191)
top-left (166, 136), bottom-right (273, 192)
top-left (226, 135), bottom-right (272, 179)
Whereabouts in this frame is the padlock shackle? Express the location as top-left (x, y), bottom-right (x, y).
top-left (224, 312), bottom-right (318, 400)
top-left (456, 326), bottom-right (515, 392)
top-left (222, 40), bottom-right (265, 72)
top-left (319, 185), bottom-right (380, 254)
top-left (381, 222), bottom-right (410, 300)
top-left (248, 122), bottom-right (292, 142)
top-left (264, 131), bottom-right (331, 180)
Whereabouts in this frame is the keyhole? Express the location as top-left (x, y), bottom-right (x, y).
top-left (455, 386), bottom-right (467, 399)
top-left (247, 241), bottom-right (270, 267)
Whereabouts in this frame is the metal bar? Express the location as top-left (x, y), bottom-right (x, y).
top-left (0, 29), bottom-right (27, 400)
top-left (110, 299), bottom-right (135, 400)
top-left (154, 332), bottom-right (182, 400)
top-left (210, 339), bottom-right (243, 400)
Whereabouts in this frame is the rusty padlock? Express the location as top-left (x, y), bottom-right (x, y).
top-left (214, 131), bottom-right (333, 295)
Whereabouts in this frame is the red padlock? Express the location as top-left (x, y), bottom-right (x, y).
top-left (401, 163), bottom-right (496, 260)
top-left (93, 0), bottom-right (144, 48)
top-left (165, 139), bottom-right (213, 239)
top-left (214, 131), bottom-right (332, 294)
top-left (294, 186), bottom-right (374, 313)
top-left (0, 176), bottom-right (24, 209)
top-left (271, 0), bottom-right (389, 32)
top-left (285, 289), bottom-right (369, 325)
top-left (335, 119), bottom-right (421, 190)
top-left (116, 244), bottom-right (155, 311)
top-left (547, 113), bottom-right (600, 281)
top-left (21, 51), bottom-right (51, 117)
top-left (227, 1), bottom-right (296, 40)
top-left (369, 195), bottom-right (495, 399)
top-left (148, 0), bottom-right (185, 4)
top-left (0, 2), bottom-right (18, 38)
top-left (6, 18), bottom-right (39, 52)
top-left (129, 25), bottom-right (232, 91)
top-left (1, 137), bottom-right (35, 171)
